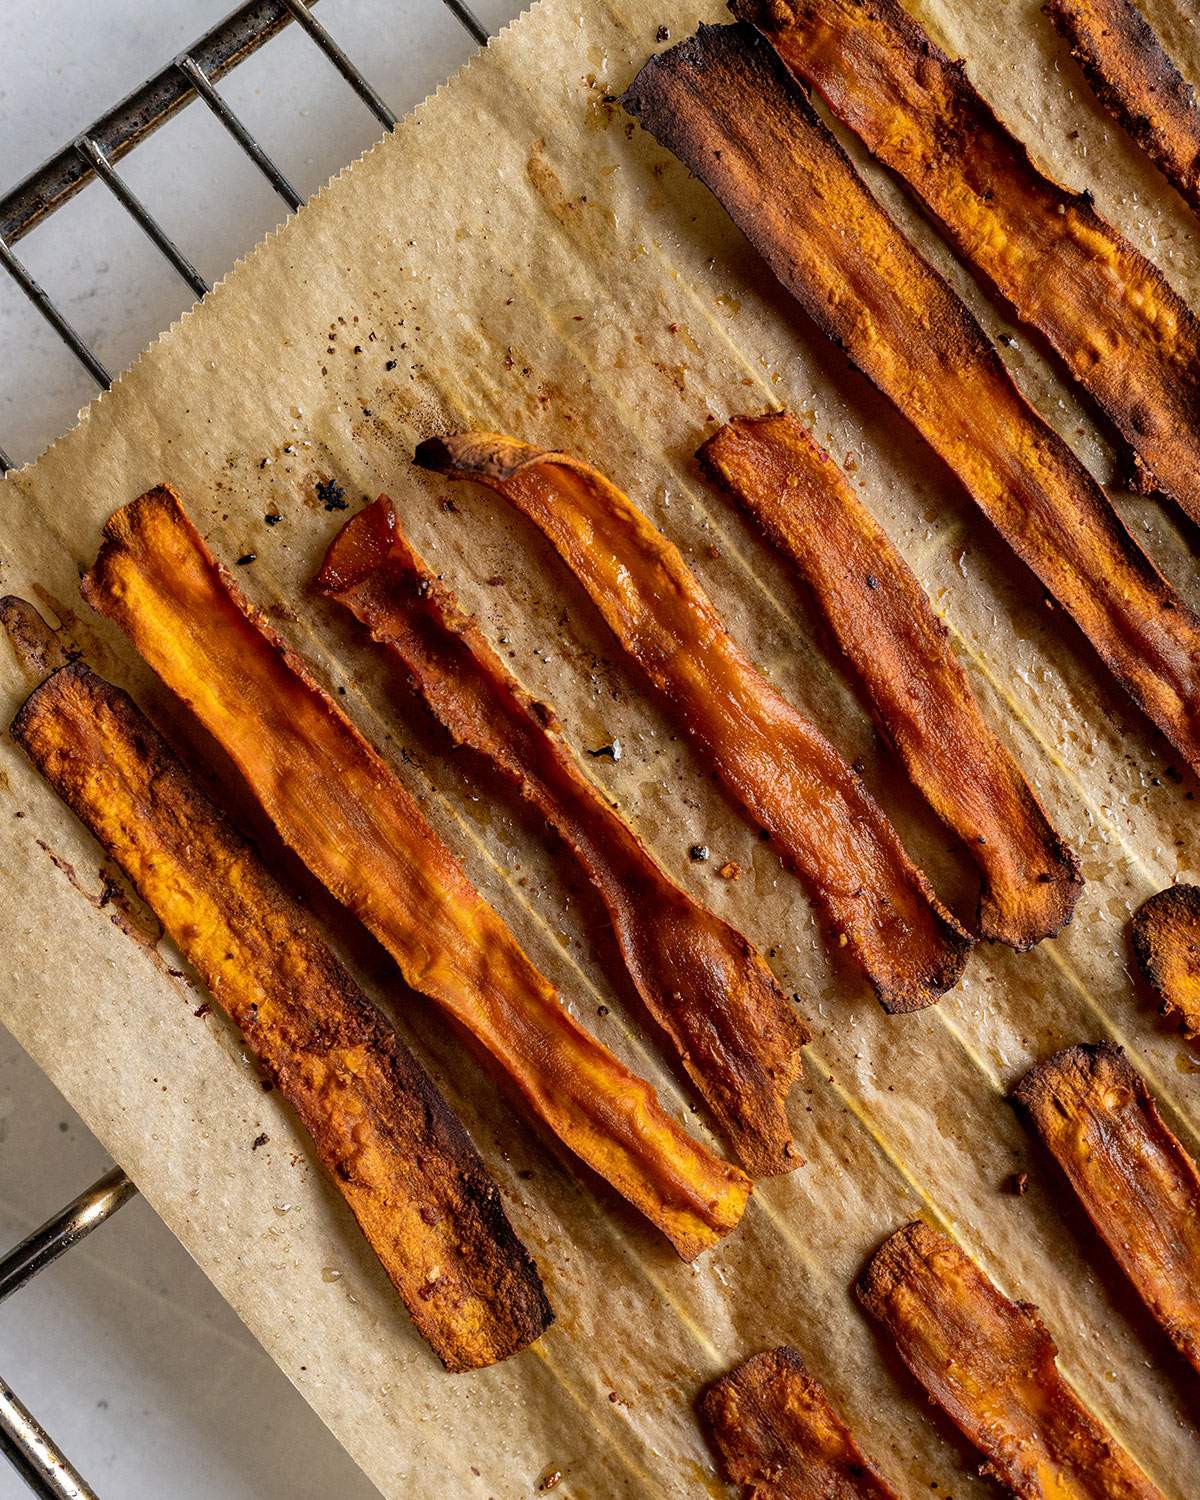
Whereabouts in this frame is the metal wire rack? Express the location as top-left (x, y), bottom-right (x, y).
top-left (0, 1), bottom-right (489, 1492)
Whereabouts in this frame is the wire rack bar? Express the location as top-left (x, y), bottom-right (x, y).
top-left (0, 1380), bottom-right (97, 1500)
top-left (438, 0), bottom-right (491, 48)
top-left (0, 1168), bottom-right (137, 1500)
top-left (0, 1), bottom-right (312, 247)
top-left (279, 0), bottom-right (398, 128)
top-left (0, 1167), bottom-right (138, 1306)
top-left (0, 238), bottom-right (112, 390)
top-left (0, 0), bottom-right (506, 474)
top-left (175, 56), bottom-right (303, 210)
top-left (75, 137), bottom-right (212, 299)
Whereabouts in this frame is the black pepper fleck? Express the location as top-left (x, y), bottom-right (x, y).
top-left (689, 843), bottom-right (710, 862)
top-left (264, 512), bottom-right (283, 526)
top-left (237, 553), bottom-right (257, 566)
top-left (316, 477), bottom-right (348, 511)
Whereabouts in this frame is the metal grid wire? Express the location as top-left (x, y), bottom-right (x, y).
top-left (0, 1), bottom-right (489, 1491)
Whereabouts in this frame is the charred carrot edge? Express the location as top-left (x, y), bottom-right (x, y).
top-left (1014, 1043), bottom-right (1200, 1374)
top-left (857, 1221), bottom-right (1167, 1500)
top-left (1131, 884), bottom-right (1200, 1039)
top-left (316, 497), bottom-right (809, 1178)
top-left (735, 0), bottom-right (1200, 519)
top-left (699, 412), bottom-right (1082, 950)
top-left (698, 1346), bottom-right (902, 1499)
top-left (414, 433), bottom-right (972, 1015)
top-left (622, 25), bottom-right (1200, 777)
top-left (80, 485), bottom-right (750, 1261)
top-left (1046, 0), bottom-right (1200, 220)
top-left (9, 653), bottom-right (553, 1371)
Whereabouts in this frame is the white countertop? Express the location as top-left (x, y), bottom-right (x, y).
top-left (0, 3), bottom-right (519, 1494)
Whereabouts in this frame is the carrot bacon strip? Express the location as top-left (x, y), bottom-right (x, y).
top-left (1131, 884), bottom-right (1200, 1039)
top-left (857, 1221), bottom-right (1168, 1500)
top-left (415, 434), bottom-right (971, 1016)
top-left (316, 498), bottom-right (809, 1178)
top-left (81, 486), bottom-right (750, 1261)
top-left (698, 1347), bottom-right (903, 1499)
top-left (622, 25), bottom-right (1200, 777)
top-left (1047, 0), bottom-right (1200, 221)
top-left (735, 0), bottom-right (1200, 520)
top-left (1014, 1043), bottom-right (1200, 1374)
top-left (9, 652), bottom-right (552, 1370)
top-left (700, 412), bottom-right (1081, 950)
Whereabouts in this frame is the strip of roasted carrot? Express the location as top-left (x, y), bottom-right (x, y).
top-left (857, 1221), bottom-right (1167, 1500)
top-left (698, 1346), bottom-right (902, 1499)
top-left (735, 0), bottom-right (1200, 519)
top-left (1131, 884), bottom-right (1200, 1039)
top-left (622, 25), bottom-right (1200, 777)
top-left (415, 433), bottom-right (972, 1015)
top-left (1014, 1043), bottom-right (1200, 1374)
top-left (316, 497), bottom-right (809, 1177)
top-left (1047, 0), bottom-right (1200, 221)
top-left (80, 486), bottom-right (750, 1261)
top-left (10, 652), bottom-right (552, 1370)
top-left (700, 412), bottom-right (1082, 950)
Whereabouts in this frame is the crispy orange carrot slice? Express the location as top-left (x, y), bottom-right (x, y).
top-left (734, 0), bottom-right (1200, 519)
top-left (80, 485), bottom-right (750, 1261)
top-left (858, 1221), bottom-right (1168, 1499)
top-left (415, 433), bottom-right (971, 1015)
top-left (316, 497), bottom-right (809, 1177)
top-left (1047, 0), bottom-right (1200, 221)
top-left (699, 412), bottom-right (1081, 950)
top-left (9, 648), bottom-right (552, 1370)
top-left (622, 25), bottom-right (1200, 776)
top-left (1014, 1043), bottom-right (1200, 1374)
top-left (699, 1346), bottom-right (902, 1499)
top-left (1131, 884), bottom-right (1200, 1039)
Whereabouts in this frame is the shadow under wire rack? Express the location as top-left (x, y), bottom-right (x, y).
top-left (0, 0), bottom-right (491, 1493)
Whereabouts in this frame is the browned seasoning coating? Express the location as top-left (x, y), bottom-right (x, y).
top-left (1014, 1043), bottom-right (1200, 1373)
top-left (9, 652), bottom-right (552, 1371)
top-left (734, 0), bottom-right (1200, 520)
top-left (621, 24), bottom-right (1200, 777)
top-left (698, 1346), bottom-right (902, 1498)
top-left (700, 412), bottom-right (1081, 949)
top-left (415, 432), bottom-right (972, 1015)
top-left (0, 595), bottom-right (71, 681)
top-left (1131, 884), bottom-right (1200, 1038)
top-left (81, 485), bottom-right (751, 1261)
top-left (316, 496), bottom-right (809, 1178)
top-left (857, 1221), bottom-right (1168, 1499)
top-left (1046, 0), bottom-right (1200, 220)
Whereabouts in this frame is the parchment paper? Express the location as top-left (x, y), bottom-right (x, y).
top-left (3, 0), bottom-right (1200, 1493)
